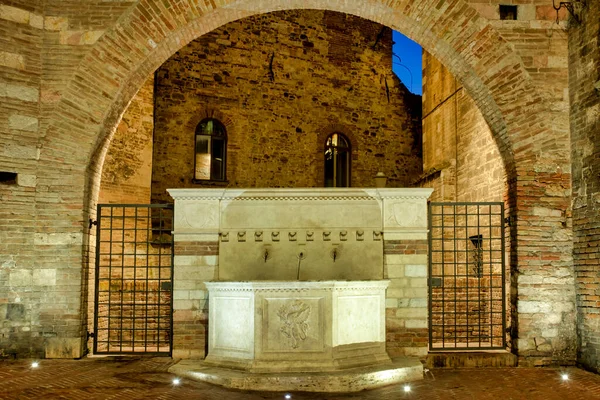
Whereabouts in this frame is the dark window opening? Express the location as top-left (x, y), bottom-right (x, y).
top-left (499, 5), bottom-right (518, 20)
top-left (324, 133), bottom-right (350, 187)
top-left (194, 118), bottom-right (227, 181)
top-left (0, 171), bottom-right (17, 185)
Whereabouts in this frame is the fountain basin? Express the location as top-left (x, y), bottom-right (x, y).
top-left (204, 280), bottom-right (391, 373)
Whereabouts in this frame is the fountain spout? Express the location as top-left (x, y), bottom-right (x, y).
top-left (296, 251), bottom-right (306, 280)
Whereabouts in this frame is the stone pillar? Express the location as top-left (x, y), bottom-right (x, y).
top-left (380, 190), bottom-right (432, 359)
top-left (169, 189), bottom-right (223, 359)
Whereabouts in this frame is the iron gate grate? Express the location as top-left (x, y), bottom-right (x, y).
top-left (94, 204), bottom-right (173, 355)
top-left (428, 202), bottom-right (506, 350)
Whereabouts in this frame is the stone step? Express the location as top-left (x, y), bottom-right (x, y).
top-left (425, 351), bottom-right (517, 368)
top-left (168, 357), bottom-right (423, 392)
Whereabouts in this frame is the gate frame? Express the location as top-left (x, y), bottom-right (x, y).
top-left (93, 203), bottom-right (174, 356)
top-left (427, 201), bottom-right (507, 351)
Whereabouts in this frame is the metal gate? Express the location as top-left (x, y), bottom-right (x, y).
top-left (94, 204), bottom-right (174, 355)
top-left (428, 202), bottom-right (506, 350)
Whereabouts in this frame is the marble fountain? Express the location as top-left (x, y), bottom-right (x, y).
top-left (167, 188), bottom-right (432, 392)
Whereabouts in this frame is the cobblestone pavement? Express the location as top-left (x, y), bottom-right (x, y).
top-left (1, 357), bottom-right (600, 399)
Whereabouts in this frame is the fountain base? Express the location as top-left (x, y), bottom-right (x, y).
top-left (168, 357), bottom-right (423, 392)
top-left (205, 280), bottom-right (391, 373)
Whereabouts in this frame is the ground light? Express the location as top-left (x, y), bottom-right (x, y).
top-left (173, 378), bottom-right (181, 385)
top-left (284, 394), bottom-right (292, 399)
top-left (404, 385), bottom-right (411, 392)
top-left (31, 361), bottom-right (39, 368)
top-left (561, 373), bottom-right (569, 381)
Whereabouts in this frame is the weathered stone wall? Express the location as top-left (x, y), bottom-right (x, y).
top-left (0, 1), bottom-right (44, 358)
top-left (420, 26), bottom-right (575, 366)
top-left (419, 50), bottom-right (506, 203)
top-left (476, 6), bottom-right (576, 367)
top-left (569, 0), bottom-right (600, 373)
top-left (0, 0), bottom-right (142, 359)
top-left (151, 10), bottom-right (422, 203)
top-left (98, 74), bottom-right (154, 205)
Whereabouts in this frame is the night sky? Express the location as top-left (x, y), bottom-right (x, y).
top-left (391, 31), bottom-right (423, 95)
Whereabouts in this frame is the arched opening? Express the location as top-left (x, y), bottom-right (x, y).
top-left (194, 118), bottom-right (227, 182)
top-left (324, 133), bottom-right (351, 188)
top-left (29, 0), bottom-right (573, 366)
top-left (94, 8), bottom-right (510, 361)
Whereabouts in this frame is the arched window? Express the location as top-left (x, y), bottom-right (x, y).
top-left (194, 118), bottom-right (226, 181)
top-left (324, 133), bottom-right (350, 187)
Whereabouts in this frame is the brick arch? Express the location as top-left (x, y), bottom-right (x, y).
top-left (35, 0), bottom-right (573, 363)
top-left (184, 109), bottom-right (235, 135)
top-left (316, 123), bottom-right (359, 153)
top-left (39, 0), bottom-right (571, 198)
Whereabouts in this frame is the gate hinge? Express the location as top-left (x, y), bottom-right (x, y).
top-left (87, 331), bottom-right (95, 339)
top-left (89, 219), bottom-right (98, 229)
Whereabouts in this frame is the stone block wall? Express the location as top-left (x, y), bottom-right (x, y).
top-left (0, 1), bottom-right (44, 359)
top-left (419, 20), bottom-right (575, 363)
top-left (384, 240), bottom-right (429, 359)
top-left (479, 6), bottom-right (576, 366)
top-left (172, 240), bottom-right (217, 359)
top-left (151, 10), bottom-right (422, 202)
top-left (569, 0), bottom-right (600, 373)
top-left (1, 0), bottom-right (143, 359)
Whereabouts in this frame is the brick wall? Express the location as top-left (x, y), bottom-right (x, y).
top-left (420, 50), bottom-right (506, 203)
top-left (0, 2), bottom-right (44, 358)
top-left (0, 0), bottom-right (580, 365)
top-left (569, 0), bottom-right (600, 373)
top-left (98, 74), bottom-right (154, 205)
top-left (151, 10), bottom-right (422, 202)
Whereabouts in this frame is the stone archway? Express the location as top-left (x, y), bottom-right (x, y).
top-left (35, 0), bottom-right (574, 364)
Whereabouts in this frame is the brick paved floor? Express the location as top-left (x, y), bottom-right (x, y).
top-left (1, 357), bottom-right (600, 399)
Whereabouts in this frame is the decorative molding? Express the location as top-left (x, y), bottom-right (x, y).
top-left (168, 188), bottom-right (434, 202)
top-left (356, 230), bottom-right (364, 241)
top-left (340, 230), bottom-right (347, 241)
top-left (204, 281), bottom-right (390, 292)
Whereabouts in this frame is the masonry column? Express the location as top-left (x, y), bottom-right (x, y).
top-left (169, 189), bottom-right (223, 359)
top-left (380, 188), bottom-right (433, 360)
top-left (513, 166), bottom-right (576, 366)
